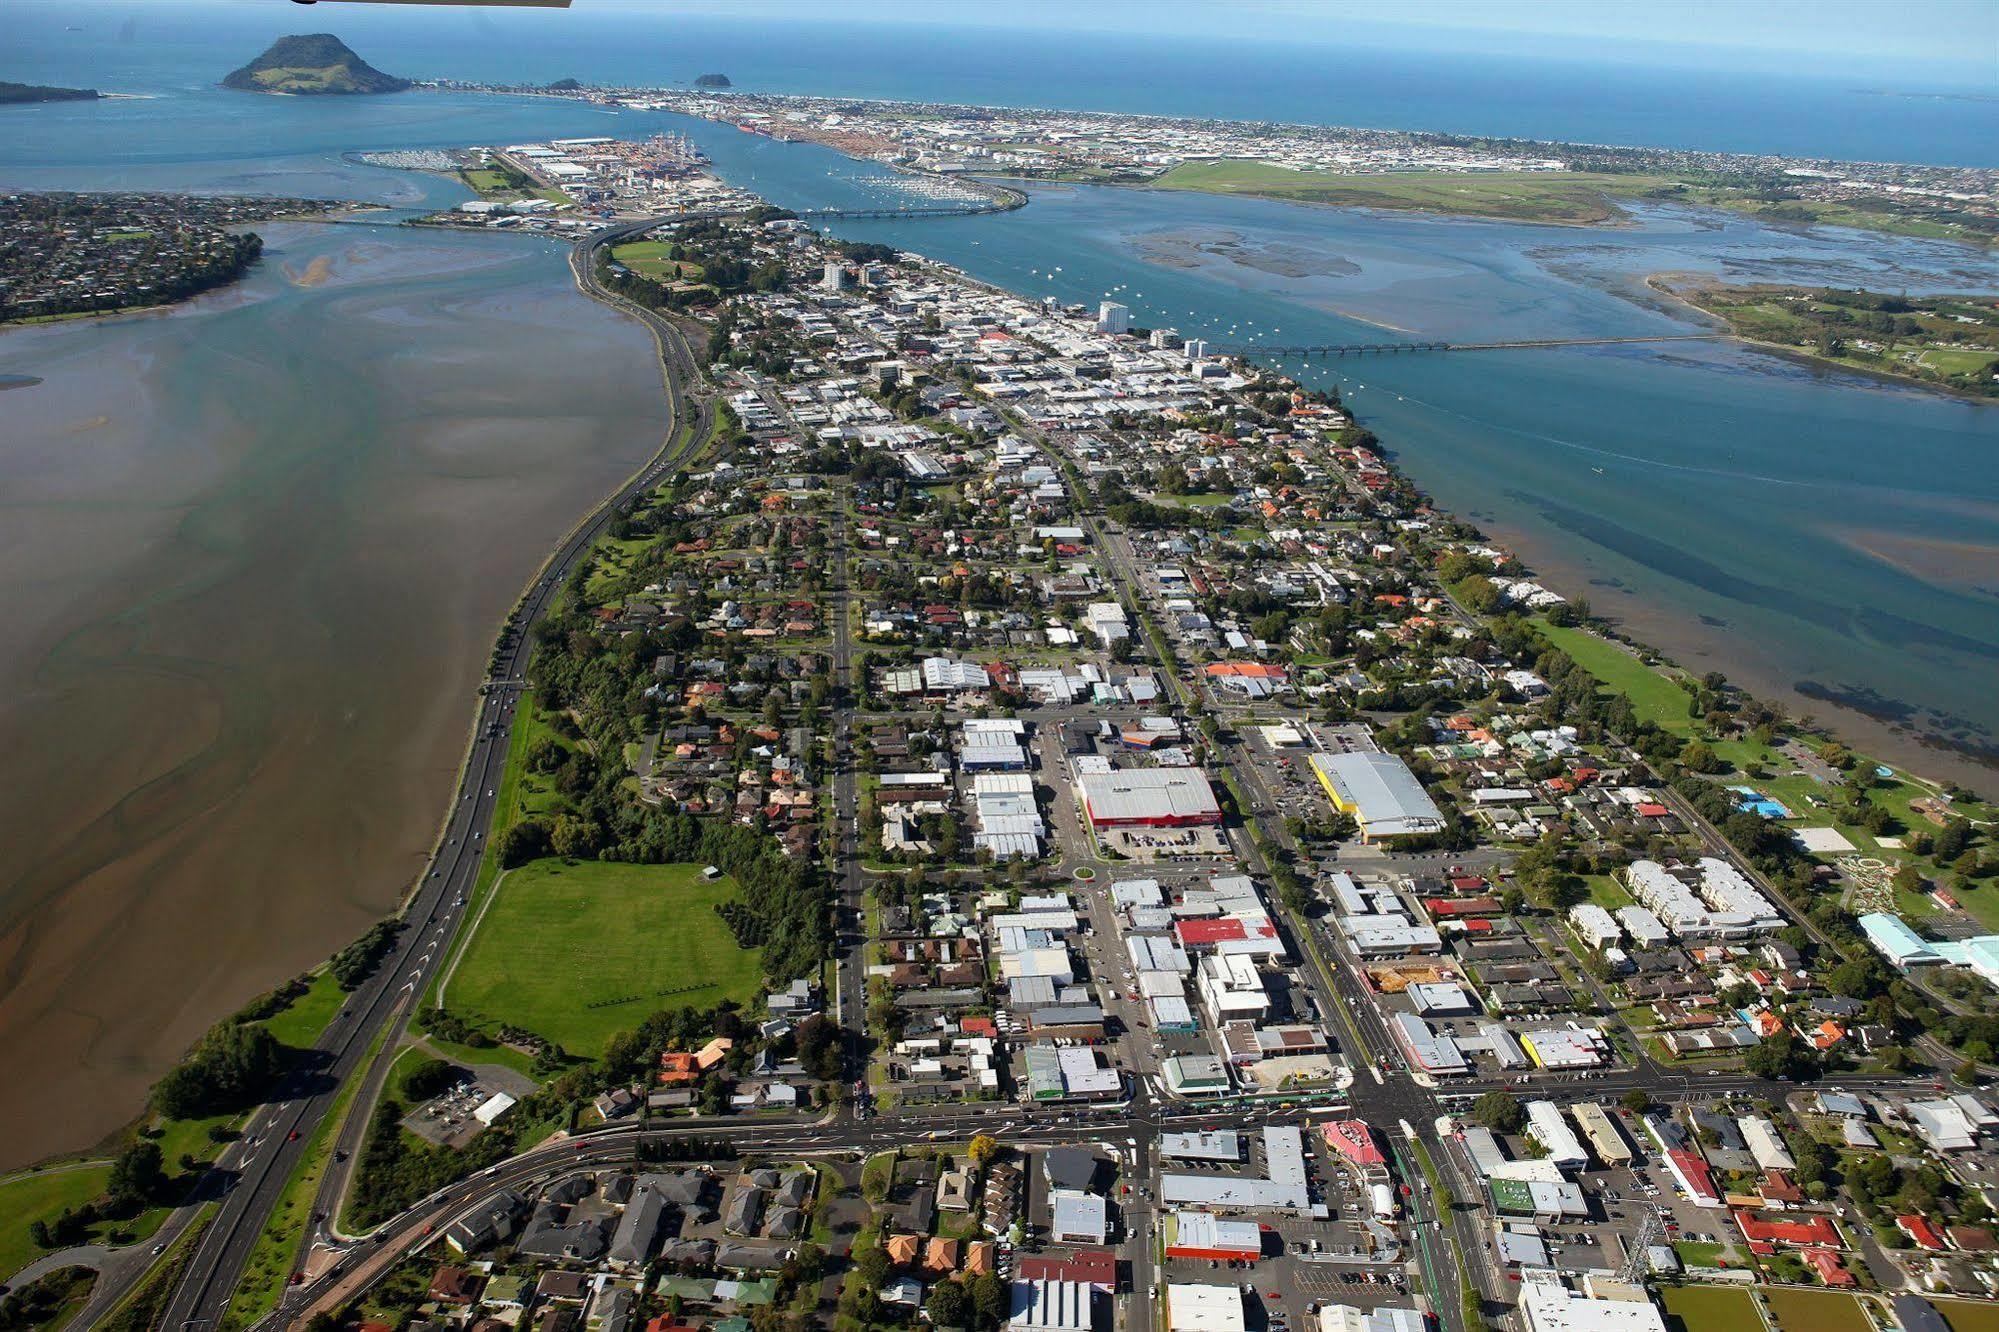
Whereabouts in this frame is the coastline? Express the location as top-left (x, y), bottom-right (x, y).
top-left (1445, 494), bottom-right (1999, 798)
top-left (1645, 273), bottom-right (1999, 404)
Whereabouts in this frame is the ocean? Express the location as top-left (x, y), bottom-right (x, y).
top-left (9, 2), bottom-right (1997, 166)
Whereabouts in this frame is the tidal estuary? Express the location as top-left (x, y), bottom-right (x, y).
top-left (0, 222), bottom-right (664, 1166)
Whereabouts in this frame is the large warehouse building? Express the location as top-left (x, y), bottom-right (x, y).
top-left (1307, 751), bottom-right (1446, 842)
top-left (1078, 768), bottom-right (1223, 829)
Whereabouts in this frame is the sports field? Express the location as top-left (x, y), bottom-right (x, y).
top-left (1763, 1288), bottom-right (1867, 1332)
top-left (610, 240), bottom-right (697, 281)
top-left (1936, 1300), bottom-right (1999, 1332)
top-left (448, 859), bottom-right (761, 1056)
top-left (1659, 1285), bottom-right (1760, 1332)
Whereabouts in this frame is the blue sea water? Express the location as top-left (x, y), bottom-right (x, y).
top-left (7, 1), bottom-right (1997, 166)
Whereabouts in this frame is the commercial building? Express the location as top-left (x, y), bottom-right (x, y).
top-left (1517, 1275), bottom-right (1666, 1332)
top-left (1196, 952), bottom-right (1269, 1025)
top-left (1050, 1189), bottom-right (1109, 1245)
top-left (1570, 1103), bottom-right (1633, 1166)
top-left (1097, 301), bottom-right (1130, 335)
top-left (1165, 1283), bottom-right (1246, 1332)
top-left (1160, 1127), bottom-right (1313, 1214)
top-left (1390, 1012), bottom-right (1468, 1076)
top-left (1318, 1309), bottom-right (1426, 1332)
top-left (1163, 1211), bottom-right (1263, 1263)
top-left (1525, 1101), bottom-right (1589, 1173)
top-left (1306, 751), bottom-right (1446, 842)
top-left (1008, 1279), bottom-right (1094, 1332)
top-left (1078, 769), bottom-right (1223, 829)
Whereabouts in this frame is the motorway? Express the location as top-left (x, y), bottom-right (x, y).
top-left (142, 219), bottom-right (712, 1332)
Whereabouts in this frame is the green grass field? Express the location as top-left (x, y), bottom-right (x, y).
top-left (1534, 619), bottom-right (1698, 734)
top-left (0, 1166), bottom-right (113, 1279)
top-left (1762, 1288), bottom-right (1867, 1332)
top-left (260, 971), bottom-right (347, 1051)
top-left (1151, 162), bottom-right (1671, 225)
top-left (1658, 1285), bottom-right (1760, 1332)
top-left (1934, 1299), bottom-right (1999, 1332)
top-left (447, 860), bottom-right (762, 1057)
top-left (610, 240), bottom-right (697, 281)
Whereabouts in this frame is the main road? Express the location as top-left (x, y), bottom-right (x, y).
top-left (144, 219), bottom-right (710, 1332)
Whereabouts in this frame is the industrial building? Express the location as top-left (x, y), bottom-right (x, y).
top-left (1306, 751), bottom-right (1446, 842)
top-left (1077, 768), bottom-right (1223, 829)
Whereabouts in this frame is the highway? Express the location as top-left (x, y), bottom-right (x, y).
top-left (145, 218), bottom-right (712, 1332)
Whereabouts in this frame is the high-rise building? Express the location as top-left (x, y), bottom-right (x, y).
top-left (822, 261), bottom-right (849, 292)
top-left (1184, 338), bottom-right (1209, 360)
top-left (1097, 301), bottom-right (1130, 335)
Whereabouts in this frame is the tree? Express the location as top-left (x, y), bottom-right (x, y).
top-left (967, 1133), bottom-right (999, 1167)
top-left (107, 1140), bottom-right (165, 1208)
top-left (968, 1272), bottom-right (1008, 1331)
top-left (1621, 1089), bottom-right (1654, 1114)
top-left (926, 1278), bottom-right (968, 1329)
top-left (854, 1243), bottom-right (890, 1289)
top-left (497, 817), bottom-right (552, 868)
top-left (150, 1021), bottom-right (286, 1119)
top-left (1472, 1091), bottom-right (1526, 1135)
top-left (1680, 740), bottom-right (1723, 773)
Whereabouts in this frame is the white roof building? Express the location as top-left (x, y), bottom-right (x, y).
top-left (1166, 1283), bottom-right (1246, 1332)
top-left (1009, 1279), bottom-right (1093, 1332)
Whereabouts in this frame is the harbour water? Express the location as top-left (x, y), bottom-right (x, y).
top-left (0, 7), bottom-right (1994, 1162)
top-left (0, 221), bottom-right (665, 1167)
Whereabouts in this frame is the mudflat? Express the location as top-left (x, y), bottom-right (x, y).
top-left (0, 224), bottom-right (663, 1167)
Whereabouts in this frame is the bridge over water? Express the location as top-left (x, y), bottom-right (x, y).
top-left (1217, 333), bottom-right (1723, 359)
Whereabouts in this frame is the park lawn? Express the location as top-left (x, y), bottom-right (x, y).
top-left (0, 1166), bottom-right (113, 1279)
top-left (447, 860), bottom-right (762, 1057)
top-left (1658, 1284), bottom-right (1759, 1332)
top-left (506, 698), bottom-right (576, 825)
top-left (1150, 491), bottom-right (1236, 508)
top-left (582, 531), bottom-right (656, 605)
top-left (260, 971), bottom-right (348, 1051)
top-left (1584, 874), bottom-right (1634, 911)
top-left (1151, 161), bottom-right (1672, 225)
top-left (1934, 1299), bottom-right (1999, 1332)
top-left (1763, 1288), bottom-right (1869, 1332)
top-left (1533, 619), bottom-right (1697, 734)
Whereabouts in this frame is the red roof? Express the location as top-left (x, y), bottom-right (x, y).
top-left (1668, 1149), bottom-right (1721, 1203)
top-left (1018, 1250), bottom-right (1117, 1290)
top-left (1734, 1210), bottom-right (1841, 1247)
top-left (1636, 803), bottom-right (1670, 818)
top-left (1803, 1248), bottom-right (1855, 1286)
top-left (1899, 1215), bottom-right (1948, 1250)
top-left (1322, 1119), bottom-right (1386, 1167)
top-left (1424, 896), bottom-right (1500, 918)
top-left (1174, 917), bottom-right (1274, 946)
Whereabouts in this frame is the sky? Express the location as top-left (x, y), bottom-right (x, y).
top-left (558, 0), bottom-right (1999, 83)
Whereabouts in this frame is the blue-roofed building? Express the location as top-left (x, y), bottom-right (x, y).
top-left (1857, 912), bottom-right (1940, 969)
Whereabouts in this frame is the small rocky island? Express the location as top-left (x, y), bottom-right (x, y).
top-left (694, 73), bottom-right (732, 88)
top-left (222, 34), bottom-right (410, 96)
top-left (0, 80), bottom-right (100, 105)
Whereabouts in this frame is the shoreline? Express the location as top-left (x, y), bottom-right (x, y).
top-left (1645, 273), bottom-right (1999, 404)
top-left (1430, 492), bottom-right (1999, 798)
